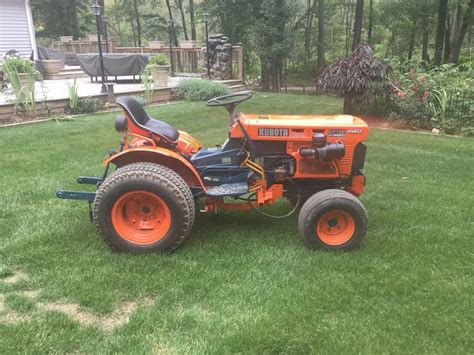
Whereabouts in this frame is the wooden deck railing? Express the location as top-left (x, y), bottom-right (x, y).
top-left (51, 38), bottom-right (117, 55)
top-left (50, 40), bottom-right (243, 81)
top-left (114, 45), bottom-right (244, 81)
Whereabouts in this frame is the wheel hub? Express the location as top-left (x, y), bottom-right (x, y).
top-left (111, 191), bottom-right (171, 245)
top-left (316, 210), bottom-right (355, 246)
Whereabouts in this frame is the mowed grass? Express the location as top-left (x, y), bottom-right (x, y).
top-left (0, 93), bottom-right (473, 353)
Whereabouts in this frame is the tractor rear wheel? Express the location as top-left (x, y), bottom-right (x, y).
top-left (298, 189), bottom-right (367, 250)
top-left (93, 162), bottom-right (195, 253)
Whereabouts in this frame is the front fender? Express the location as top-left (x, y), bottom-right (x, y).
top-left (103, 147), bottom-right (206, 190)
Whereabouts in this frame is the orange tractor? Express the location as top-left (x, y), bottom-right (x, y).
top-left (57, 92), bottom-right (369, 252)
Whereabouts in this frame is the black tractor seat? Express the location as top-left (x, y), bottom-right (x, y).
top-left (116, 96), bottom-right (179, 143)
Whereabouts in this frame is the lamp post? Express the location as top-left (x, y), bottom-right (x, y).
top-left (91, 3), bottom-right (107, 93)
top-left (203, 13), bottom-right (210, 79)
top-left (167, 19), bottom-right (175, 77)
top-left (102, 15), bottom-right (109, 53)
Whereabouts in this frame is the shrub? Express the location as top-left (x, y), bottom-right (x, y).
top-left (314, 45), bottom-right (390, 114)
top-left (173, 78), bottom-right (229, 101)
top-left (3, 56), bottom-right (38, 116)
top-left (66, 97), bottom-right (103, 114)
top-left (148, 54), bottom-right (169, 67)
top-left (388, 61), bottom-right (473, 134)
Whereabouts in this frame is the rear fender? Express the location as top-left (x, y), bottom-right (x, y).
top-left (103, 147), bottom-right (206, 190)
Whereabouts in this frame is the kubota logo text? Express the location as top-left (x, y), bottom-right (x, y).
top-left (258, 128), bottom-right (289, 137)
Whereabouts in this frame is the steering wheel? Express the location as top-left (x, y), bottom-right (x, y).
top-left (206, 91), bottom-right (253, 124)
top-left (206, 91), bottom-right (253, 107)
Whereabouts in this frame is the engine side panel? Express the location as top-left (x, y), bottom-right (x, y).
top-left (230, 113), bottom-right (369, 179)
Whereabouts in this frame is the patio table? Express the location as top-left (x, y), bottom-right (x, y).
top-left (76, 53), bottom-right (149, 82)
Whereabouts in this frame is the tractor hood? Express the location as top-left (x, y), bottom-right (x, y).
top-left (239, 113), bottom-right (368, 128)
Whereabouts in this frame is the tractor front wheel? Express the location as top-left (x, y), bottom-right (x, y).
top-left (93, 162), bottom-right (195, 253)
top-left (298, 189), bottom-right (367, 250)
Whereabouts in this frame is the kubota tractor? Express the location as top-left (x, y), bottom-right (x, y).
top-left (57, 92), bottom-right (369, 252)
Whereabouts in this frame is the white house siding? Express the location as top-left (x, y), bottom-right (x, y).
top-left (0, 0), bottom-right (37, 60)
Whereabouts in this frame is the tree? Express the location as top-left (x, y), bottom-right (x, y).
top-left (314, 45), bottom-right (389, 114)
top-left (132, 0), bottom-right (142, 47)
top-left (450, 0), bottom-right (474, 62)
top-left (434, 0), bottom-right (449, 65)
top-left (316, 0), bottom-right (325, 71)
top-left (31, 0), bottom-right (92, 39)
top-left (189, 0), bottom-right (196, 41)
top-left (165, 0), bottom-right (179, 46)
top-left (255, 0), bottom-right (294, 92)
top-left (303, 0), bottom-right (314, 62)
top-left (367, 0), bottom-right (373, 44)
top-left (352, 0), bottom-right (364, 51)
top-left (175, 0), bottom-right (189, 40)
top-left (407, 16), bottom-right (417, 60)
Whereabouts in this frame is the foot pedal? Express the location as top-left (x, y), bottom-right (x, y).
top-left (206, 183), bottom-right (248, 197)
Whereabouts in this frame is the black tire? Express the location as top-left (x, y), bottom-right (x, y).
top-left (93, 162), bottom-right (195, 253)
top-left (298, 189), bottom-right (368, 250)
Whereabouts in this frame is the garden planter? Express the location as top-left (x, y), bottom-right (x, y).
top-left (41, 59), bottom-right (62, 74)
top-left (149, 41), bottom-right (165, 49)
top-left (60, 36), bottom-right (73, 42)
top-left (17, 73), bottom-right (33, 96)
top-left (179, 40), bottom-right (197, 49)
top-left (151, 65), bottom-right (170, 87)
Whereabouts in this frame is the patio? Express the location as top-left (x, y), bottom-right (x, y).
top-left (0, 70), bottom-right (187, 105)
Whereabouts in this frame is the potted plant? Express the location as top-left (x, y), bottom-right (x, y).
top-left (146, 54), bottom-right (170, 87)
top-left (3, 57), bottom-right (37, 95)
top-left (149, 41), bottom-right (165, 49)
top-left (3, 56), bottom-right (38, 116)
top-left (41, 59), bottom-right (63, 75)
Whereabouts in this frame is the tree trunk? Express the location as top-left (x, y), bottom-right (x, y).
top-left (316, 0), bottom-right (325, 71)
top-left (165, 0), bottom-right (179, 46)
top-left (175, 0), bottom-right (189, 41)
top-left (344, 0), bottom-right (351, 56)
top-left (271, 59), bottom-right (281, 93)
top-left (434, 0), bottom-right (449, 65)
top-left (304, 0), bottom-right (313, 62)
top-left (421, 15), bottom-right (430, 62)
top-left (352, 0), bottom-right (364, 51)
top-left (443, 15), bottom-right (451, 62)
top-left (132, 0), bottom-right (142, 47)
top-left (261, 62), bottom-right (271, 91)
top-left (407, 17), bottom-right (417, 60)
top-left (68, 0), bottom-right (79, 38)
top-left (130, 14), bottom-right (137, 47)
top-left (367, 0), bottom-right (373, 44)
top-left (450, 0), bottom-right (474, 63)
top-left (189, 0), bottom-right (196, 41)
top-left (343, 94), bottom-right (355, 115)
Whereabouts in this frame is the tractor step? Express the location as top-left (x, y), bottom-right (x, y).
top-left (206, 183), bottom-right (248, 197)
top-left (56, 190), bottom-right (96, 202)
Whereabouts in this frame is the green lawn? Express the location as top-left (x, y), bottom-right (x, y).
top-left (0, 93), bottom-right (473, 353)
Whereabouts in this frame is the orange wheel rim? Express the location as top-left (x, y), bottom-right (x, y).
top-left (316, 209), bottom-right (355, 246)
top-left (111, 190), bottom-right (171, 245)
